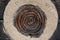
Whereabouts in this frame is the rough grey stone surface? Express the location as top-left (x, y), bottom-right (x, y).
top-left (0, 20), bottom-right (10, 40)
top-left (0, 0), bottom-right (10, 20)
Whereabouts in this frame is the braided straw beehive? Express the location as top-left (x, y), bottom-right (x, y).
top-left (4, 0), bottom-right (58, 40)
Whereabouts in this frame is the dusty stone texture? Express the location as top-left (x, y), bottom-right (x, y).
top-left (4, 0), bottom-right (58, 40)
top-left (0, 0), bottom-right (10, 20)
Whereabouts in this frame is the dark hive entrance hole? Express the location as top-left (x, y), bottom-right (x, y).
top-left (14, 4), bottom-right (47, 38)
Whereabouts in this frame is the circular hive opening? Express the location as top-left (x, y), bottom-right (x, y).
top-left (14, 4), bottom-right (47, 38)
